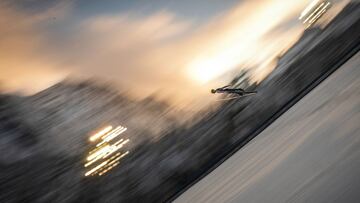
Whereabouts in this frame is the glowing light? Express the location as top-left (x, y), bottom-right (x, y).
top-left (85, 160), bottom-right (108, 176)
top-left (89, 126), bottom-right (112, 142)
top-left (186, 0), bottom-right (309, 84)
top-left (102, 127), bottom-right (127, 143)
top-left (299, 0), bottom-right (320, 20)
top-left (96, 126), bottom-right (127, 147)
top-left (307, 2), bottom-right (330, 25)
top-left (188, 55), bottom-right (238, 84)
top-left (97, 151), bottom-right (129, 176)
top-left (84, 125), bottom-right (130, 177)
top-left (86, 145), bottom-right (110, 161)
top-left (102, 140), bottom-right (128, 159)
top-left (303, 2), bottom-right (325, 23)
top-left (299, 0), bottom-right (331, 28)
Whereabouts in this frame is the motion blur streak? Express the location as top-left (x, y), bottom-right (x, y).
top-left (89, 126), bottom-right (113, 142)
top-left (300, 0), bottom-right (331, 28)
top-left (300, 0), bottom-right (321, 20)
top-left (187, 0), bottom-right (310, 83)
top-left (97, 126), bottom-right (127, 146)
top-left (84, 125), bottom-right (130, 176)
top-left (308, 3), bottom-right (331, 25)
top-left (86, 145), bottom-right (110, 161)
top-left (101, 126), bottom-right (123, 140)
top-left (175, 52), bottom-right (360, 203)
top-left (98, 151), bottom-right (129, 176)
top-left (303, 3), bottom-right (325, 23)
top-left (102, 139), bottom-right (129, 159)
top-left (85, 160), bottom-right (108, 177)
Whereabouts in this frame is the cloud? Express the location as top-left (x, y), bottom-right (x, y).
top-left (182, 0), bottom-right (311, 83)
top-left (51, 11), bottom-right (195, 103)
top-left (0, 1), bottom-right (71, 94)
top-left (2, 0), bottom-right (347, 107)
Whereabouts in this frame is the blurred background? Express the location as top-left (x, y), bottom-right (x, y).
top-left (0, 0), bottom-right (359, 202)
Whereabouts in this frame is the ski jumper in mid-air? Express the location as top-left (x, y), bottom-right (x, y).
top-left (211, 85), bottom-right (257, 97)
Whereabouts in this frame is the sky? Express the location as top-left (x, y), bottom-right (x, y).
top-left (0, 0), bottom-right (349, 107)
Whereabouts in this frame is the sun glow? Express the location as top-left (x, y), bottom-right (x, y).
top-left (188, 54), bottom-right (239, 84)
top-left (187, 0), bottom-right (309, 84)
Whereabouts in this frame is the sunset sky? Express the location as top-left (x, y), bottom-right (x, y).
top-left (0, 0), bottom-right (348, 106)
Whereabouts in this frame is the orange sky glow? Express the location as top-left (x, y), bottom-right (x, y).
top-left (0, 0), bottom-right (348, 107)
